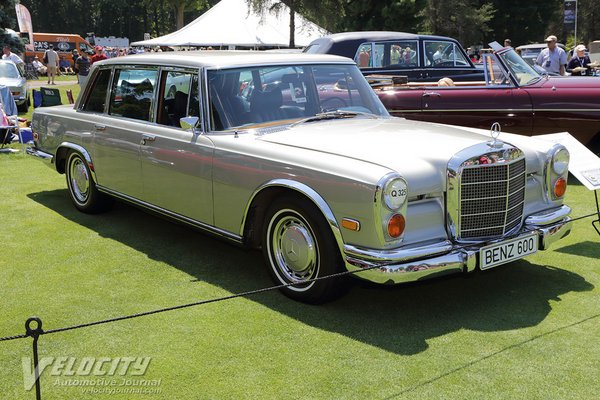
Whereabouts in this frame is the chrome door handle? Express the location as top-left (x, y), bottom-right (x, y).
top-left (141, 135), bottom-right (156, 145)
top-left (422, 92), bottom-right (441, 97)
top-left (94, 124), bottom-right (106, 131)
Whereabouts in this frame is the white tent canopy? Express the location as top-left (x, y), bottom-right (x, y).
top-left (131, 0), bottom-right (328, 48)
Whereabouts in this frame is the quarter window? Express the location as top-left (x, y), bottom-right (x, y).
top-left (108, 68), bottom-right (158, 122)
top-left (81, 68), bottom-right (111, 113)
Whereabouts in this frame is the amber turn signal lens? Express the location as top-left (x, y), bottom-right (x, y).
top-left (341, 218), bottom-right (360, 231)
top-left (554, 177), bottom-right (567, 198)
top-left (387, 214), bottom-right (406, 238)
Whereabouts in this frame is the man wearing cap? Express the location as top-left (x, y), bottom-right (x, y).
top-left (566, 44), bottom-right (592, 76)
top-left (536, 35), bottom-right (567, 75)
top-left (91, 45), bottom-right (107, 65)
top-left (32, 56), bottom-right (47, 75)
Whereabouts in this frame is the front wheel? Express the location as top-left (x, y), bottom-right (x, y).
top-left (262, 196), bottom-right (348, 303)
top-left (65, 151), bottom-right (113, 213)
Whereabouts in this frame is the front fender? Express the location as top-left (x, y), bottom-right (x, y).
top-left (243, 178), bottom-right (345, 254)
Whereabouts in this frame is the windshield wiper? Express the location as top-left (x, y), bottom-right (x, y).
top-left (291, 110), bottom-right (379, 127)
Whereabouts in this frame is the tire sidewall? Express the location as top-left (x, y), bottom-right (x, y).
top-left (262, 196), bottom-right (346, 303)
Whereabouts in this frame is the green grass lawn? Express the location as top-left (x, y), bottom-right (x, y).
top-left (1, 153), bottom-right (599, 399)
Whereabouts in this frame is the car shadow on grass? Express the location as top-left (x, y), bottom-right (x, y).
top-left (29, 189), bottom-right (595, 355)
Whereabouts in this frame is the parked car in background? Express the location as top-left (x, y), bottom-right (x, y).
top-left (304, 31), bottom-right (485, 82)
top-left (515, 42), bottom-right (566, 67)
top-left (375, 43), bottom-right (600, 151)
top-left (0, 59), bottom-right (29, 113)
top-left (28, 51), bottom-right (572, 303)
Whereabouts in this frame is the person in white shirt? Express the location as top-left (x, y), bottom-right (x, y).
top-left (2, 46), bottom-right (24, 65)
top-left (32, 56), bottom-right (47, 75)
top-left (44, 44), bottom-right (60, 85)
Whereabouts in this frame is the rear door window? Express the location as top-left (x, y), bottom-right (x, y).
top-left (354, 40), bottom-right (419, 68)
top-left (108, 68), bottom-right (158, 122)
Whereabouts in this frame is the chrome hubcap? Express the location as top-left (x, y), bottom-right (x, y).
top-left (70, 158), bottom-right (89, 203)
top-left (272, 213), bottom-right (317, 283)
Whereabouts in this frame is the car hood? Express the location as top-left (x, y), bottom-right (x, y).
top-left (257, 117), bottom-right (496, 194)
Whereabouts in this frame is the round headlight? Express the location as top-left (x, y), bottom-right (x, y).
top-left (552, 148), bottom-right (569, 175)
top-left (383, 178), bottom-right (408, 210)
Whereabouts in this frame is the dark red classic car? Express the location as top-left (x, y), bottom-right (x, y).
top-left (373, 43), bottom-right (600, 151)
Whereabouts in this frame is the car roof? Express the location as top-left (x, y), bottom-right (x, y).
top-left (94, 50), bottom-right (353, 69)
top-left (311, 31), bottom-right (460, 43)
top-left (516, 43), bottom-right (566, 50)
top-left (305, 31), bottom-right (464, 57)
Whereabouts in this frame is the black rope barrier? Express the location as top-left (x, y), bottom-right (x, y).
top-left (1, 210), bottom-right (598, 399)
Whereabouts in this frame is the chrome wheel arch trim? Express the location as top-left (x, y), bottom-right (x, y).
top-left (242, 179), bottom-right (344, 254)
top-left (56, 142), bottom-right (98, 183)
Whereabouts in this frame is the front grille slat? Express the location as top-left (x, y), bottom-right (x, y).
top-left (458, 158), bottom-right (526, 239)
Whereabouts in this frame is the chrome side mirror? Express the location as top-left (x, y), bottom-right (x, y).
top-left (180, 116), bottom-right (200, 132)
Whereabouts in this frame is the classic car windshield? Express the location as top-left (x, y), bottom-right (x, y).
top-left (207, 63), bottom-right (388, 131)
top-left (498, 49), bottom-right (541, 85)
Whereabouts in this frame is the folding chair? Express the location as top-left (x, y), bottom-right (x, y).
top-left (40, 87), bottom-right (62, 107)
top-left (32, 89), bottom-right (42, 108)
top-left (24, 63), bottom-right (39, 80)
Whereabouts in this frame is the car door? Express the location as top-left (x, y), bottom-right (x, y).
top-left (81, 67), bottom-right (144, 199)
top-left (417, 54), bottom-right (534, 134)
top-left (139, 69), bottom-right (215, 225)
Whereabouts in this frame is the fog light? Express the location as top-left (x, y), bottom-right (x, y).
top-left (554, 177), bottom-right (567, 198)
top-left (387, 214), bottom-right (405, 238)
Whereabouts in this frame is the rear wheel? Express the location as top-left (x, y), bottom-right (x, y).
top-left (262, 195), bottom-right (348, 303)
top-left (65, 151), bottom-right (113, 213)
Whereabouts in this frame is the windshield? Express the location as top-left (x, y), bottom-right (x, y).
top-left (207, 63), bottom-right (388, 131)
top-left (497, 48), bottom-right (541, 85)
top-left (0, 62), bottom-right (20, 79)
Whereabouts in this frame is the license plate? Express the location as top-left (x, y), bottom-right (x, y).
top-left (480, 233), bottom-right (538, 270)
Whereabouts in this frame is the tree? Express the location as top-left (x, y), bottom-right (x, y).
top-left (418, 0), bottom-right (496, 47)
top-left (0, 0), bottom-right (24, 53)
top-left (249, 0), bottom-right (342, 47)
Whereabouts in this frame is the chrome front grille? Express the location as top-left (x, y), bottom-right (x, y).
top-left (460, 158), bottom-right (525, 239)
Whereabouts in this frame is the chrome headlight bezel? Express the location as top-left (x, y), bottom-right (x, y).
top-left (382, 177), bottom-right (408, 211)
top-left (552, 147), bottom-right (569, 175)
top-left (545, 145), bottom-right (569, 201)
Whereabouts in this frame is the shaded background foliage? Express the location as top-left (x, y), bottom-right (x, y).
top-left (0, 0), bottom-right (599, 48)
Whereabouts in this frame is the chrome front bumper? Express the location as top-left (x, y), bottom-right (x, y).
top-left (344, 205), bottom-right (572, 285)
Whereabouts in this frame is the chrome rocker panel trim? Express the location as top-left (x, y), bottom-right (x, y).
top-left (26, 146), bottom-right (54, 166)
top-left (344, 205), bottom-right (572, 285)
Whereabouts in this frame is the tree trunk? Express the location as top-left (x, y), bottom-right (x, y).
top-left (176, 2), bottom-right (185, 30)
top-left (289, 7), bottom-right (295, 48)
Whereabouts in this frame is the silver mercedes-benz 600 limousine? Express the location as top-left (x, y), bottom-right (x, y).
top-left (27, 51), bottom-right (572, 303)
